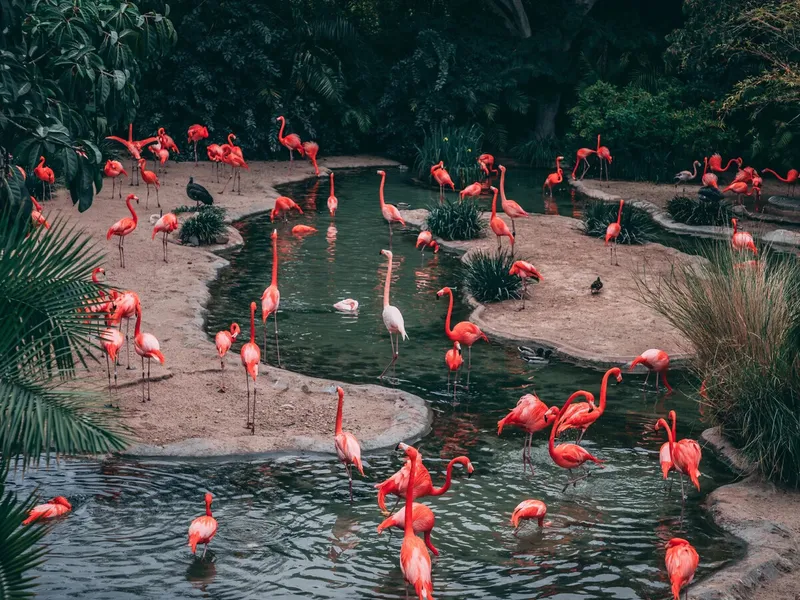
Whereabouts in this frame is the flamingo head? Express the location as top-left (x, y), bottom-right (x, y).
top-left (52, 496), bottom-right (72, 509)
top-left (376, 169), bottom-right (385, 176)
top-left (126, 194), bottom-right (139, 204)
top-left (665, 537), bottom-right (691, 550)
top-left (736, 157), bottom-right (743, 167)
top-left (92, 267), bottom-right (105, 281)
top-left (436, 286), bottom-right (452, 299)
top-left (336, 386), bottom-right (344, 401)
top-left (138, 158), bottom-right (146, 167)
top-left (542, 405), bottom-right (560, 424)
top-left (490, 186), bottom-right (498, 193)
top-left (271, 229), bottom-right (277, 241)
top-left (380, 248), bottom-right (392, 259)
top-left (668, 410), bottom-right (677, 422)
top-left (230, 323), bottom-right (241, 339)
top-left (731, 218), bottom-right (738, 229)
top-left (609, 367), bottom-right (623, 383)
top-left (157, 127), bottom-right (165, 136)
top-left (204, 492), bottom-right (213, 508)
top-left (498, 165), bottom-right (506, 173)
top-left (276, 116), bottom-right (284, 123)
top-left (454, 341), bottom-right (461, 353)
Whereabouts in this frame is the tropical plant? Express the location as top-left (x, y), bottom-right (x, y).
top-left (581, 200), bottom-right (656, 244)
top-left (462, 249), bottom-right (523, 303)
top-left (667, 195), bottom-right (731, 226)
top-left (413, 124), bottom-right (484, 188)
top-left (638, 244), bottom-right (800, 487)
top-left (178, 206), bottom-right (227, 246)
top-left (425, 199), bottom-right (485, 241)
top-left (512, 135), bottom-right (564, 168)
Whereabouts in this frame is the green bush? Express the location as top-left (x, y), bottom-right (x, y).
top-left (462, 249), bottom-right (523, 303)
top-left (667, 195), bottom-right (731, 226)
top-left (581, 200), bottom-right (656, 244)
top-left (425, 199), bottom-right (485, 241)
top-left (413, 124), bottom-right (484, 188)
top-left (178, 206), bottom-right (227, 245)
top-left (512, 135), bottom-right (564, 168)
top-left (639, 245), bottom-right (800, 487)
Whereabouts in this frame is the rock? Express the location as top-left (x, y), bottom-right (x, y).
top-left (767, 195), bottom-right (800, 211)
top-left (731, 204), bottom-right (747, 215)
top-left (762, 229), bottom-right (800, 247)
top-left (189, 235), bottom-right (200, 247)
top-left (214, 234), bottom-right (229, 245)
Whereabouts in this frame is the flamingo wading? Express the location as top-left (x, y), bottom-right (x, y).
top-left (436, 286), bottom-right (488, 369)
top-left (378, 249), bottom-right (408, 378)
top-left (261, 229), bottom-right (282, 367)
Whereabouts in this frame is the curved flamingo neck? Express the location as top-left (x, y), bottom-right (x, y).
top-left (763, 168), bottom-right (788, 182)
top-left (597, 134), bottom-right (601, 153)
top-left (430, 457), bottom-right (466, 495)
top-left (443, 288), bottom-right (454, 337)
top-left (499, 169), bottom-right (507, 202)
top-left (670, 411), bottom-right (677, 440)
top-left (378, 172), bottom-right (386, 208)
top-left (490, 188), bottom-right (498, 219)
top-left (383, 253), bottom-right (392, 308)
top-left (656, 417), bottom-right (676, 457)
top-left (330, 172), bottom-right (335, 195)
top-left (127, 196), bottom-right (138, 225)
top-left (555, 157), bottom-right (561, 171)
top-left (551, 391), bottom-right (593, 453)
top-left (723, 159), bottom-right (737, 171)
top-left (277, 118), bottom-right (286, 144)
top-left (249, 303), bottom-right (256, 342)
top-left (598, 369), bottom-right (617, 414)
top-left (228, 134), bottom-right (236, 147)
top-left (335, 390), bottom-right (344, 434)
top-left (134, 304), bottom-right (142, 337)
top-left (205, 498), bottom-right (213, 517)
top-left (271, 235), bottom-right (278, 286)
top-left (37, 156), bottom-right (45, 168)
top-left (404, 450), bottom-right (417, 535)
top-left (616, 200), bottom-right (623, 225)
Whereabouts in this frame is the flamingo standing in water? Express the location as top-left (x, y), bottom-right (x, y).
top-left (572, 145), bottom-right (596, 180)
top-left (415, 231), bottom-right (439, 254)
top-left (22, 496), bottom-right (72, 525)
top-left (489, 185), bottom-right (514, 251)
top-left (33, 156), bottom-right (55, 199)
top-left (104, 159), bottom-right (128, 198)
top-left (596, 135), bottom-right (613, 182)
top-left (658, 409), bottom-right (678, 488)
top-left (542, 156), bottom-right (564, 196)
top-left (261, 230), bottom-right (281, 367)
top-left (630, 349), bottom-right (672, 393)
top-left (511, 499), bottom-right (549, 532)
top-left (656, 411), bottom-right (702, 500)
top-left (99, 327), bottom-right (124, 402)
top-left (665, 538), bottom-right (699, 600)
top-left (431, 161), bottom-right (455, 201)
top-left (498, 165), bottom-right (529, 236)
top-left (557, 367), bottom-right (622, 444)
top-left (546, 390), bottom-right (605, 491)
top-left (498, 394), bottom-right (559, 472)
top-left (133, 300), bottom-right (165, 403)
top-left (106, 194), bottom-right (139, 268)
top-left (444, 341), bottom-right (463, 392)
top-left (303, 141), bottom-right (320, 176)
top-left (460, 181), bottom-right (482, 200)
top-left (327, 171), bottom-right (338, 217)
top-left (762, 167), bottom-right (799, 196)
top-left (477, 153), bottom-right (497, 177)
top-left (605, 199), bottom-right (624, 265)
top-left (730, 218), bottom-right (757, 254)
top-left (334, 387), bottom-right (365, 501)
top-left (436, 286), bottom-right (488, 369)
top-left (215, 322), bottom-right (240, 392)
top-left (708, 153), bottom-right (742, 174)
top-left (188, 493), bottom-right (218, 559)
top-left (241, 302), bottom-right (261, 433)
top-left (509, 260), bottom-right (542, 310)
top-left (377, 502), bottom-right (439, 556)
top-left (187, 124), bottom-right (209, 165)
top-left (379, 249), bottom-right (407, 378)
top-left (397, 443), bottom-right (435, 600)
top-left (271, 196), bottom-right (304, 222)
top-left (377, 170), bottom-right (406, 246)
top-left (276, 115), bottom-right (304, 170)
top-left (151, 212), bottom-right (179, 263)
top-left (137, 159), bottom-right (159, 208)
top-left (29, 197), bottom-right (50, 230)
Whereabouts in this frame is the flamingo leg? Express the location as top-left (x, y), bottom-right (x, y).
top-left (379, 333), bottom-right (396, 379)
top-left (193, 142), bottom-right (198, 166)
top-left (140, 356), bottom-right (146, 403)
top-left (156, 186), bottom-right (160, 208)
top-left (220, 359), bottom-right (225, 392)
top-left (679, 473), bottom-right (686, 503)
top-left (388, 222), bottom-right (393, 249)
top-left (262, 322), bottom-right (268, 363)
top-left (518, 279), bottom-right (528, 311)
top-left (511, 219), bottom-right (516, 236)
top-left (643, 370), bottom-right (651, 389)
top-left (251, 379), bottom-right (257, 435)
top-left (220, 171), bottom-right (234, 195)
top-left (273, 312), bottom-right (281, 368)
top-left (146, 357), bottom-right (151, 401)
top-left (145, 184), bottom-right (150, 209)
top-left (655, 372), bottom-right (660, 392)
top-left (237, 168), bottom-right (242, 195)
top-left (113, 351), bottom-right (119, 393)
top-left (201, 544), bottom-right (208, 559)
top-left (105, 354), bottom-right (112, 401)
top-left (346, 464), bottom-right (354, 502)
top-left (467, 345), bottom-right (472, 370)
top-left (288, 149), bottom-right (293, 173)
top-left (614, 239), bottom-right (619, 266)
top-left (245, 373), bottom-right (252, 427)
top-left (125, 319), bottom-right (134, 370)
top-left (163, 231), bottom-right (168, 263)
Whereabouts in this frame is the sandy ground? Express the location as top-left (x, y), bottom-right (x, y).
top-left (399, 209), bottom-right (694, 365)
top-left (40, 156), bottom-right (434, 456)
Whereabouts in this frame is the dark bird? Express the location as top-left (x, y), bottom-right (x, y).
top-left (590, 277), bottom-right (603, 295)
top-left (187, 177), bottom-right (213, 208)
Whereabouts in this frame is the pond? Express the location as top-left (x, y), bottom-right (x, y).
top-left (17, 167), bottom-right (742, 599)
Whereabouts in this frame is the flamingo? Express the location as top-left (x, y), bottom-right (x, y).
top-left (377, 170), bottom-right (406, 246)
top-left (477, 153), bottom-right (497, 177)
top-left (276, 115), bottom-right (304, 170)
top-left (291, 225), bottom-right (317, 236)
top-left (270, 196), bottom-right (303, 222)
top-left (33, 156), bottom-right (55, 199)
top-left (137, 159), bottom-right (159, 208)
top-left (497, 165), bottom-right (529, 236)
top-left (665, 538), bottom-right (699, 600)
top-left (377, 502), bottom-right (439, 557)
top-left (107, 290), bottom-right (139, 370)
top-left (151, 212), bottom-right (179, 263)
top-left (596, 135), bottom-right (613, 182)
top-left (379, 249), bottom-right (407, 378)
top-left (219, 143), bottom-right (249, 195)
top-left (722, 181), bottom-right (752, 205)
top-left (207, 143), bottom-right (224, 181)
top-left (511, 499), bottom-right (549, 531)
top-left (260, 229), bottom-right (281, 366)
top-left (444, 341), bottom-right (463, 392)
top-left (415, 231), bottom-right (439, 254)
top-left (29, 196), bottom-right (50, 230)
top-left (106, 194), bottom-right (139, 268)
top-left (327, 172), bottom-right (338, 217)
top-left (106, 123), bottom-right (157, 185)
top-left (431, 161), bottom-right (455, 201)
top-left (148, 142), bottom-right (169, 176)
top-left (762, 167), bottom-right (799, 196)
top-left (133, 300), bottom-right (165, 402)
top-left (303, 141), bottom-right (320, 176)
top-left (658, 409), bottom-right (678, 488)
top-left (157, 127), bottom-right (179, 154)
top-left (22, 496), bottom-right (72, 525)
top-left (605, 199), bottom-right (624, 265)
top-left (546, 390), bottom-right (605, 491)
top-left (656, 413), bottom-right (702, 500)
top-left (334, 387), bottom-right (365, 501)
top-left (459, 181), bottom-right (482, 200)
top-left (572, 146), bottom-right (597, 180)
top-left (241, 302), bottom-right (261, 433)
top-left (436, 286), bottom-right (488, 370)
top-left (397, 443), bottom-right (434, 600)
top-left (489, 185), bottom-right (514, 251)
top-left (542, 156), bottom-right (564, 196)
top-left (708, 153), bottom-right (742, 173)
top-left (730, 218), bottom-right (757, 254)
top-left (674, 160), bottom-right (701, 191)
top-left (557, 367), bottom-right (622, 444)
top-left (215, 322), bottom-right (240, 392)
top-left (333, 299), bottom-right (359, 312)
top-left (497, 394), bottom-right (559, 472)
top-left (733, 166), bottom-right (756, 184)
top-left (630, 348), bottom-right (672, 393)
top-left (509, 260), bottom-right (543, 310)
top-left (187, 124), bottom-right (209, 165)
top-left (751, 174), bottom-right (763, 202)
top-left (104, 159), bottom-right (128, 198)
top-left (99, 327), bottom-right (124, 403)
top-left (188, 493), bottom-right (218, 559)
top-left (375, 449), bottom-right (474, 512)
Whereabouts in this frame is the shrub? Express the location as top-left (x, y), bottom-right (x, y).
top-left (178, 206), bottom-right (227, 245)
top-left (462, 249), bottom-right (522, 303)
top-left (413, 124), bottom-right (484, 188)
top-left (426, 199), bottom-right (485, 241)
top-left (581, 200), bottom-right (656, 244)
top-left (512, 135), bottom-right (564, 168)
top-left (638, 245), bottom-right (800, 487)
top-left (667, 195), bottom-right (731, 226)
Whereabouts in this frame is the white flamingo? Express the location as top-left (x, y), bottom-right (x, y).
top-left (379, 249), bottom-right (408, 378)
top-left (674, 160), bottom-right (701, 192)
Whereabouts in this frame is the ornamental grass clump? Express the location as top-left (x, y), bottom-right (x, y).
top-left (178, 205), bottom-right (226, 245)
top-left (462, 249), bottom-right (522, 303)
top-left (581, 200), bottom-right (656, 244)
top-left (667, 195), bottom-right (731, 226)
top-left (425, 199), bottom-right (485, 241)
top-left (414, 124), bottom-right (484, 188)
top-left (638, 244), bottom-right (800, 487)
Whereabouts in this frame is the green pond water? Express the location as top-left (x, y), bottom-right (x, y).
top-left (16, 168), bottom-right (742, 599)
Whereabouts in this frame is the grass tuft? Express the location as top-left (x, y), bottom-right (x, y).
top-left (667, 195), bottom-right (731, 226)
top-left (581, 200), bottom-right (656, 244)
top-left (178, 205), bottom-right (226, 245)
top-left (426, 199), bottom-right (485, 241)
top-left (413, 124), bottom-right (483, 188)
top-left (462, 249), bottom-right (523, 303)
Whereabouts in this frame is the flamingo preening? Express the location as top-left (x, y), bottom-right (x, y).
top-left (498, 394), bottom-right (559, 472)
top-left (489, 185), bottom-right (514, 251)
top-left (630, 349), bottom-right (672, 393)
top-left (133, 300), bottom-right (165, 403)
top-left (276, 115), bottom-right (304, 170)
top-left (220, 137), bottom-right (249, 195)
top-left (498, 165), bottom-right (529, 236)
top-left (460, 181), bottom-right (482, 200)
top-left (303, 141), bottom-right (320, 176)
top-left (556, 367), bottom-right (622, 444)
top-left (436, 286), bottom-right (488, 369)
top-left (241, 302), bottom-right (261, 433)
top-left (215, 322), bottom-right (240, 392)
top-left (334, 387), bottom-right (365, 502)
top-left (477, 153), bottom-right (497, 178)
top-left (377, 170), bottom-right (405, 247)
top-left (722, 181), bottom-right (752, 205)
top-left (22, 496), bottom-right (72, 525)
top-left (542, 156), bottom-right (564, 196)
top-left (665, 538), bottom-right (699, 600)
top-left (261, 229), bottom-right (281, 367)
top-left (508, 260), bottom-right (542, 310)
top-left (730, 218), bottom-right (757, 254)
top-left (379, 249), bottom-right (407, 378)
top-left (188, 493), bottom-right (218, 559)
top-left (104, 160), bottom-right (127, 198)
top-left (327, 171), bottom-right (338, 217)
top-left (605, 199), bottom-right (624, 265)
top-left (151, 212), bottom-right (178, 263)
top-left (444, 341), bottom-right (463, 394)
top-left (29, 196), bottom-right (50, 230)
top-left (761, 167), bottom-right (799, 196)
top-left (106, 194), bottom-right (139, 268)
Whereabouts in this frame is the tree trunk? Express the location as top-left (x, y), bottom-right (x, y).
top-left (534, 92), bottom-right (561, 139)
top-left (488, 0), bottom-right (532, 39)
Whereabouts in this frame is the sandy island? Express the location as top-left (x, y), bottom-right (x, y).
top-left (42, 156), bottom-right (431, 457)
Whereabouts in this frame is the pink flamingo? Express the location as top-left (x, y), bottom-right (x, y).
top-left (658, 409), bottom-right (678, 487)
top-left (106, 123), bottom-right (157, 185)
top-left (215, 322), bottom-right (240, 392)
top-left (219, 139), bottom-right (248, 194)
top-left (508, 260), bottom-right (543, 310)
top-left (665, 538), bottom-right (699, 600)
top-left (415, 231), bottom-right (439, 254)
top-left (572, 146), bottom-right (597, 180)
top-left (708, 153), bottom-right (742, 174)
top-left (722, 181), bottom-right (753, 205)
top-left (730, 218), bottom-right (757, 254)
top-left (444, 341), bottom-right (463, 392)
top-left (498, 165), bottom-right (529, 236)
top-left (33, 156), bottom-right (55, 199)
top-left (133, 300), bottom-right (165, 402)
top-left (477, 153), bottom-right (497, 177)
top-left (151, 212), bottom-right (178, 263)
top-left (137, 159), bottom-right (159, 208)
top-left (23, 496), bottom-right (72, 525)
top-left (379, 249), bottom-right (408, 378)
top-left (303, 141), bottom-right (320, 176)
top-left (107, 290), bottom-right (139, 370)
top-left (276, 115), bottom-right (304, 170)
top-left (489, 185), bottom-right (514, 251)
top-left (596, 135), bottom-right (613, 182)
top-left (511, 499), bottom-right (549, 531)
top-left (377, 502), bottom-right (439, 556)
top-left (106, 194), bottom-right (139, 268)
top-left (99, 327), bottom-right (124, 402)
top-left (656, 411), bottom-right (702, 500)
top-left (498, 394), bottom-right (559, 472)
top-left (156, 127), bottom-right (179, 154)
top-left (188, 493), bottom-right (218, 558)
top-left (459, 181), bottom-right (482, 200)
top-left (436, 286), bottom-right (488, 369)
top-left (431, 161), bottom-right (455, 201)
top-left (557, 367), bottom-right (622, 443)
top-left (630, 349), bottom-right (672, 393)
top-left (542, 156), bottom-right (564, 196)
top-left (241, 302), bottom-right (261, 433)
top-left (207, 143), bottom-right (224, 181)
top-left (271, 196), bottom-right (304, 222)
top-left (29, 196), bottom-right (50, 230)
top-left (104, 159), bottom-right (128, 198)
top-left (187, 124), bottom-right (209, 165)
top-left (261, 229), bottom-right (281, 366)
top-left (377, 170), bottom-right (406, 246)
top-left (762, 167), bottom-right (799, 196)
top-left (605, 199), bottom-right (624, 265)
top-left (327, 171), bottom-right (338, 217)
top-left (334, 386), bottom-right (365, 501)
top-left (148, 142), bottom-right (169, 176)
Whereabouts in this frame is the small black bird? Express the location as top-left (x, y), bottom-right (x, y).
top-left (186, 177), bottom-right (213, 208)
top-left (590, 276), bottom-right (603, 294)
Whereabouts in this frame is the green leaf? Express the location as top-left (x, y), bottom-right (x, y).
top-left (112, 69), bottom-right (125, 90)
top-left (16, 82), bottom-right (31, 98)
top-left (98, 74), bottom-right (110, 103)
top-left (60, 147), bottom-right (79, 181)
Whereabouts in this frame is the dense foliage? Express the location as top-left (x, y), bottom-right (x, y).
top-left (413, 125), bottom-right (483, 188)
top-left (581, 200), bottom-right (656, 244)
top-left (462, 249), bottom-right (523, 303)
top-left (667, 194), bottom-right (731, 226)
top-left (178, 205), bottom-right (226, 246)
top-left (426, 199), bottom-right (485, 241)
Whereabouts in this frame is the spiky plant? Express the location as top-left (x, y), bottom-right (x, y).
top-left (425, 199), bottom-right (485, 241)
top-left (413, 124), bottom-right (484, 188)
top-left (462, 249), bottom-right (523, 303)
top-left (178, 205), bottom-right (227, 245)
top-left (581, 200), bottom-right (656, 244)
top-left (667, 195), bottom-right (731, 226)
top-left (637, 244), bottom-right (800, 487)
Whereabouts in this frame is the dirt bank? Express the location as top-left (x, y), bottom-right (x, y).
top-left (399, 209), bottom-right (695, 366)
top-left (41, 156), bottom-right (433, 457)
